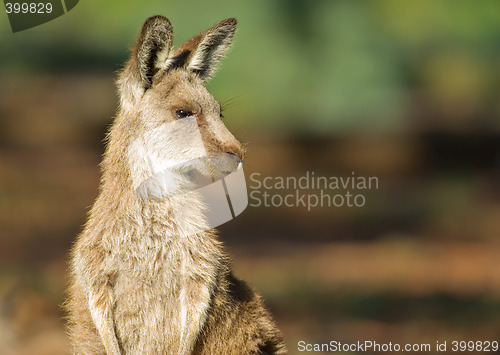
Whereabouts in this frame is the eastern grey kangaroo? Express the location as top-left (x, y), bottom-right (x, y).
top-left (65, 15), bottom-right (286, 355)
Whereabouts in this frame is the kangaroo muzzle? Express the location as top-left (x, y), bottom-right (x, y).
top-left (128, 116), bottom-right (248, 233)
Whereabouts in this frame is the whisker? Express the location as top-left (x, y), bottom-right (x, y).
top-left (220, 96), bottom-right (243, 111)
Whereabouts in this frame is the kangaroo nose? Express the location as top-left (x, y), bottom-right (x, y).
top-left (228, 152), bottom-right (242, 163)
top-left (226, 145), bottom-right (244, 162)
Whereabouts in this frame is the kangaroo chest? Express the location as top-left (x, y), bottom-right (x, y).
top-left (111, 237), bottom-right (217, 354)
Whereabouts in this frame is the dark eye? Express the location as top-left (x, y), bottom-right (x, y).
top-left (219, 112), bottom-right (224, 118)
top-left (175, 109), bottom-right (193, 119)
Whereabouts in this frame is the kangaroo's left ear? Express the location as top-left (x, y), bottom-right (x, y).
top-left (169, 18), bottom-right (237, 80)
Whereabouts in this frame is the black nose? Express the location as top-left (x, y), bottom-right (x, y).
top-left (228, 152), bottom-right (242, 163)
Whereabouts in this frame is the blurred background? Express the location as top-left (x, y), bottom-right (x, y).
top-left (1, 0), bottom-right (500, 354)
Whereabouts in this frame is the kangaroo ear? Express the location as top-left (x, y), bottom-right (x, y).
top-left (169, 18), bottom-right (237, 80)
top-left (135, 15), bottom-right (174, 89)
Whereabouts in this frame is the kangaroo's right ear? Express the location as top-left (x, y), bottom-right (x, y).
top-left (136, 15), bottom-right (173, 89)
top-left (118, 16), bottom-right (173, 105)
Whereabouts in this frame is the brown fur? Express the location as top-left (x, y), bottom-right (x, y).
top-left (65, 15), bottom-right (286, 354)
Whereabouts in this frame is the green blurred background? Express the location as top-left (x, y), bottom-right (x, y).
top-left (1, 1), bottom-right (500, 354)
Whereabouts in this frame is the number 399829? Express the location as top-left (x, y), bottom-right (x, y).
top-left (5, 2), bottom-right (53, 14)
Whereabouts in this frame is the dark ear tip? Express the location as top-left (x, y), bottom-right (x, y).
top-left (225, 18), bottom-right (237, 25)
top-left (219, 18), bottom-right (238, 29)
top-left (142, 15), bottom-right (173, 33)
top-left (144, 15), bottom-right (171, 25)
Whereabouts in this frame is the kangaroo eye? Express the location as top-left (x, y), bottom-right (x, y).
top-left (175, 109), bottom-right (193, 119)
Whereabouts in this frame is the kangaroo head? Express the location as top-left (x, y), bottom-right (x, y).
top-left (116, 16), bottom-right (244, 200)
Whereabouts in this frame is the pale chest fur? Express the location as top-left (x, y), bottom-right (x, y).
top-left (100, 198), bottom-right (220, 354)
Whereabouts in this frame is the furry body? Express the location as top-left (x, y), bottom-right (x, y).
top-left (65, 16), bottom-right (286, 354)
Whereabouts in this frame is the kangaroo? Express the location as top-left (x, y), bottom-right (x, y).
top-left (65, 15), bottom-right (287, 355)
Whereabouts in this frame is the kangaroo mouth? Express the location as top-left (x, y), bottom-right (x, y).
top-left (135, 153), bottom-right (242, 200)
top-left (133, 148), bottom-right (248, 232)
top-left (207, 152), bottom-right (241, 176)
